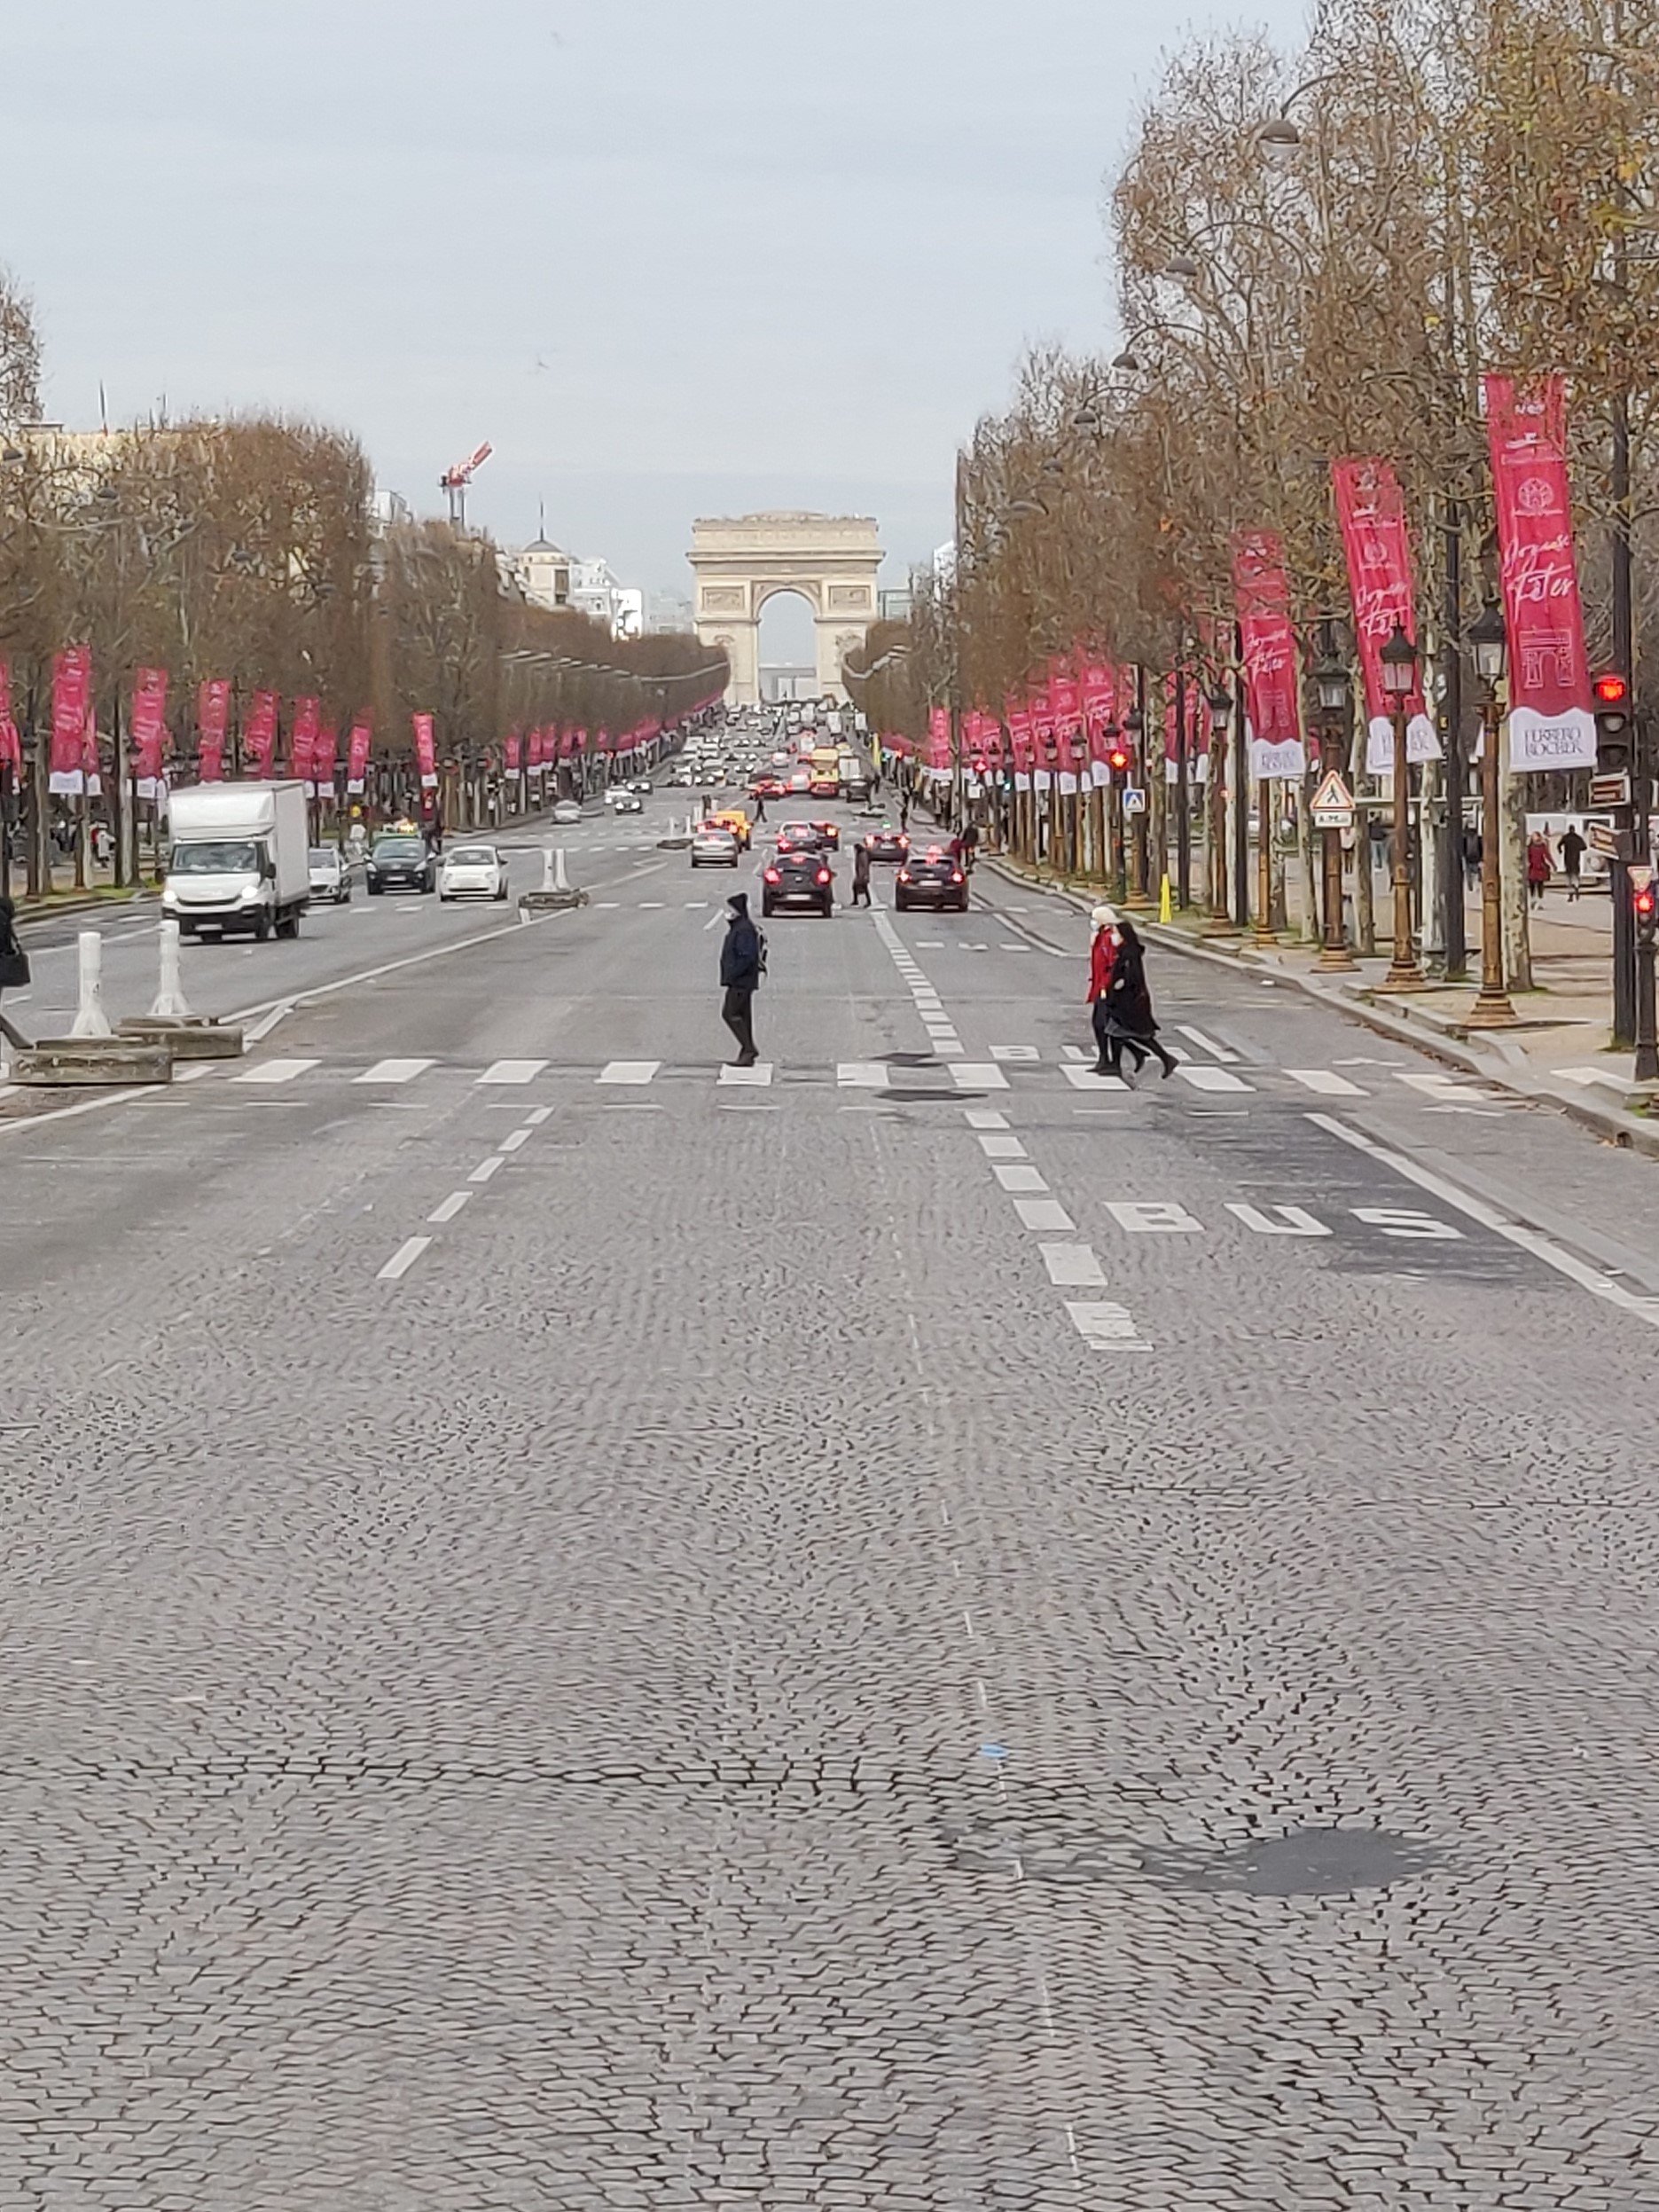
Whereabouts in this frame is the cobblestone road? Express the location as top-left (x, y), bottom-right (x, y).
top-left (4, 811), bottom-right (1659, 2208)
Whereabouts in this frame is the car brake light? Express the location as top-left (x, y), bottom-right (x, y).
top-left (951, 870), bottom-right (964, 884)
top-left (896, 870), bottom-right (911, 883)
top-left (763, 867), bottom-right (780, 883)
top-left (898, 835), bottom-right (910, 849)
top-left (816, 869), bottom-right (830, 884)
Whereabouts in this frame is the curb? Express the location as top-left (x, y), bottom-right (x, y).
top-left (16, 890), bottom-right (153, 932)
top-left (981, 855), bottom-right (1659, 1162)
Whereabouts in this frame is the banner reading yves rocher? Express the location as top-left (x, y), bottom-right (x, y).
top-left (130, 666), bottom-right (168, 793)
top-left (412, 711), bottom-right (438, 789)
top-left (49, 646), bottom-right (92, 793)
top-left (197, 679), bottom-right (231, 781)
top-left (244, 689), bottom-right (278, 779)
top-left (1331, 458), bottom-right (1439, 774)
top-left (1233, 531), bottom-right (1306, 779)
top-left (1484, 373), bottom-right (1597, 773)
top-left (290, 695), bottom-right (320, 788)
top-left (346, 721), bottom-right (372, 793)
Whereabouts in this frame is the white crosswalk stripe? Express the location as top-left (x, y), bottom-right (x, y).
top-left (598, 1061), bottom-right (661, 1086)
top-left (1066, 1298), bottom-right (1149, 1349)
top-left (1177, 1064), bottom-right (1253, 1094)
top-left (1062, 1066), bottom-right (1129, 1092)
top-left (1285, 1069), bottom-right (1366, 1095)
top-left (232, 1059), bottom-right (320, 1086)
top-left (354, 1058), bottom-right (436, 1085)
top-left (837, 1063), bottom-right (888, 1087)
top-left (1040, 1243), bottom-right (1107, 1286)
top-left (717, 1061), bottom-right (773, 1086)
top-left (477, 1059), bottom-right (548, 1085)
top-left (1175, 1024), bottom-right (1240, 1063)
top-left (951, 1064), bottom-right (1010, 1090)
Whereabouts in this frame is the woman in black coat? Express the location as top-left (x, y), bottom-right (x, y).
top-left (0, 894), bottom-right (31, 1051)
top-left (1099, 920), bottom-right (1176, 1081)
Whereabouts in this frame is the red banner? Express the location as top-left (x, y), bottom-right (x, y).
top-left (130, 666), bottom-right (168, 786)
top-left (0, 660), bottom-right (20, 774)
top-left (1007, 704), bottom-right (1033, 778)
top-left (346, 720), bottom-right (372, 791)
top-left (50, 647), bottom-right (91, 791)
top-left (244, 689), bottom-right (278, 778)
top-left (505, 730), bottom-right (521, 773)
top-left (196, 679), bottom-right (230, 781)
top-left (290, 695), bottom-right (320, 784)
top-left (1331, 457), bottom-right (1437, 773)
top-left (412, 710), bottom-right (438, 788)
top-left (1485, 373), bottom-right (1597, 772)
top-left (927, 707), bottom-right (951, 772)
top-left (1233, 530), bottom-right (1306, 778)
top-left (313, 723), bottom-right (338, 790)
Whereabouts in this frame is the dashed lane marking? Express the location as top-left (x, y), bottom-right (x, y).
top-left (976, 1133), bottom-right (1028, 1159)
top-left (837, 1063), bottom-right (888, 1087)
top-left (376, 1235), bottom-right (432, 1282)
top-left (1065, 1299), bottom-right (1150, 1349)
top-left (426, 1191), bottom-right (473, 1223)
top-left (990, 1044), bottom-right (1040, 1061)
top-left (993, 1164), bottom-right (1048, 1194)
top-left (1040, 1243), bottom-right (1107, 1287)
top-left (951, 1064), bottom-right (1010, 1090)
top-left (1013, 1196), bottom-right (1076, 1232)
top-left (497, 1128), bottom-right (532, 1154)
top-left (467, 1157), bottom-right (504, 1184)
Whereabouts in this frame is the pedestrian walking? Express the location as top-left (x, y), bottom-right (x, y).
top-left (1526, 832), bottom-right (1553, 909)
top-left (719, 890), bottom-right (763, 1067)
top-left (899, 795), bottom-right (911, 834)
top-left (1085, 903), bottom-right (1120, 1073)
top-left (961, 818), bottom-right (979, 873)
top-left (1099, 919), bottom-right (1177, 1082)
top-left (851, 839), bottom-right (872, 906)
top-left (752, 793), bottom-right (767, 824)
top-left (1559, 822), bottom-right (1586, 901)
top-left (1461, 826), bottom-right (1483, 893)
top-left (0, 894), bottom-right (32, 1054)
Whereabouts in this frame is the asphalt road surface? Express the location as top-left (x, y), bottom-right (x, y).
top-left (5, 793), bottom-right (1659, 2209)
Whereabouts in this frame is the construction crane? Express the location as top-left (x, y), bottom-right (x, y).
top-left (440, 442), bottom-right (493, 530)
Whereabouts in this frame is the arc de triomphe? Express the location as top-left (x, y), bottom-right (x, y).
top-left (689, 512), bottom-right (882, 707)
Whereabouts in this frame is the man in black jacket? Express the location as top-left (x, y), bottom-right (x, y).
top-left (719, 891), bottom-right (763, 1066)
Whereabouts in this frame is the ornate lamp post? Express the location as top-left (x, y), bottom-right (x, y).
top-left (1376, 621), bottom-right (1426, 990)
top-left (1123, 704), bottom-right (1150, 907)
top-left (1312, 642), bottom-right (1358, 970)
top-left (1464, 598), bottom-right (1520, 1029)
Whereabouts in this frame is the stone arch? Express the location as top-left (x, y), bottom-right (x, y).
top-left (689, 513), bottom-right (882, 708)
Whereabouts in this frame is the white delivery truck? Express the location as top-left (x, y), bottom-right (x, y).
top-left (162, 781), bottom-right (311, 941)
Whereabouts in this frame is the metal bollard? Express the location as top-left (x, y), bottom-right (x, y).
top-left (68, 930), bottom-right (113, 1039)
top-left (149, 920), bottom-right (195, 1021)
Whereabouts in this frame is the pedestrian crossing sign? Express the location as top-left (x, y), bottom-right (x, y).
top-left (1311, 771), bottom-right (1355, 828)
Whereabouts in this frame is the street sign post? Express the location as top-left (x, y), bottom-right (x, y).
top-left (1311, 769), bottom-right (1355, 830)
top-left (1123, 788), bottom-right (1147, 816)
top-left (1591, 772), bottom-right (1632, 809)
top-left (1587, 820), bottom-right (1632, 862)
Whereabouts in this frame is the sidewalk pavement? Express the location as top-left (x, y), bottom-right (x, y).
top-left (983, 852), bottom-right (1659, 1161)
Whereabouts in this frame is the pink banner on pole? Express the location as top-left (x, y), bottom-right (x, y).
top-left (131, 666), bottom-right (168, 788)
top-left (197, 679), bottom-right (231, 781)
top-left (290, 695), bottom-right (320, 785)
top-left (313, 723), bottom-right (338, 790)
top-left (244, 689), bottom-right (278, 778)
top-left (0, 660), bottom-right (20, 773)
top-left (1484, 373), bottom-right (1597, 771)
top-left (1331, 457), bottom-right (1437, 773)
top-left (346, 720), bottom-right (372, 791)
top-left (412, 711), bottom-right (438, 788)
top-left (505, 730), bottom-right (521, 773)
top-left (51, 647), bottom-right (91, 793)
top-left (1232, 530), bottom-right (1306, 778)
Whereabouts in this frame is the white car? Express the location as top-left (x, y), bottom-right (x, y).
top-left (437, 843), bottom-right (509, 901)
top-left (308, 845), bottom-right (352, 905)
top-left (608, 788), bottom-right (643, 813)
top-left (630, 779), bottom-right (653, 795)
top-left (552, 799), bottom-right (583, 825)
top-left (690, 825), bottom-right (740, 867)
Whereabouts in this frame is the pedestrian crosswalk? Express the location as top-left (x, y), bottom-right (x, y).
top-left (199, 1047), bottom-right (1515, 1109)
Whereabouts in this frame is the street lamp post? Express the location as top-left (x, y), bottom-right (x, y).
top-left (1375, 622), bottom-right (1426, 991)
top-left (1123, 703), bottom-right (1150, 908)
top-left (1312, 644), bottom-right (1358, 970)
top-left (1464, 598), bottom-right (1520, 1029)
top-left (1204, 685), bottom-right (1233, 930)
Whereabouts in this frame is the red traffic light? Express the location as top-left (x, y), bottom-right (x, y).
top-left (1593, 672), bottom-right (1631, 707)
top-left (1635, 882), bottom-right (1658, 921)
top-left (1107, 747), bottom-right (1131, 773)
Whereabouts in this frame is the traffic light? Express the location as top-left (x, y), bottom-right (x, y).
top-left (1634, 876), bottom-right (1658, 945)
top-left (1593, 671), bottom-right (1634, 772)
top-left (1103, 726), bottom-right (1132, 785)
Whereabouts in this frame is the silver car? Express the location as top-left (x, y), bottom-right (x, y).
top-left (690, 825), bottom-right (740, 867)
top-left (308, 845), bottom-right (351, 905)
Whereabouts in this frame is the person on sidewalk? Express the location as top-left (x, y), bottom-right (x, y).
top-left (719, 890), bottom-right (764, 1066)
top-left (0, 895), bottom-right (32, 1054)
top-left (1085, 905), bottom-right (1120, 1073)
top-left (850, 839), bottom-right (872, 907)
top-left (1462, 826), bottom-right (1483, 893)
top-left (1099, 920), bottom-right (1178, 1083)
top-left (1526, 832), bottom-right (1553, 909)
top-left (1559, 822), bottom-right (1586, 901)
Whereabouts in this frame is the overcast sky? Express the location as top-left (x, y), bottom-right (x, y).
top-left (4, 0), bottom-right (1308, 645)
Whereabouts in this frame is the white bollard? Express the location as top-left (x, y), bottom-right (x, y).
top-left (553, 848), bottom-right (571, 893)
top-left (542, 847), bottom-right (557, 893)
top-left (69, 930), bottom-right (113, 1039)
top-left (149, 920), bottom-right (195, 1021)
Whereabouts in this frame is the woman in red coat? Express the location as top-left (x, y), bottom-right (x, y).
top-left (1086, 904), bottom-right (1120, 1073)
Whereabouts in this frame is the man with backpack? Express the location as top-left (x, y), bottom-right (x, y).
top-left (719, 890), bottom-right (764, 1066)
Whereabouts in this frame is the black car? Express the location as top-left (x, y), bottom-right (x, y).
top-left (365, 835), bottom-right (435, 894)
top-left (866, 827), bottom-right (910, 863)
top-left (775, 820), bottom-right (826, 854)
top-left (894, 849), bottom-right (968, 913)
top-left (762, 849), bottom-right (834, 917)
